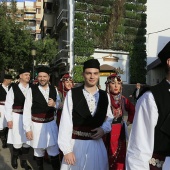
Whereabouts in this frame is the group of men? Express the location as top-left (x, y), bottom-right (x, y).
top-left (0, 60), bottom-right (114, 170)
top-left (0, 67), bottom-right (60, 170)
top-left (1, 40), bottom-right (170, 170)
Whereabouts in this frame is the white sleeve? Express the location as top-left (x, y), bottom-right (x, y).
top-left (126, 92), bottom-right (158, 170)
top-left (101, 94), bottom-right (113, 133)
top-left (23, 88), bottom-right (32, 132)
top-left (4, 88), bottom-right (14, 121)
top-left (58, 90), bottom-right (73, 155)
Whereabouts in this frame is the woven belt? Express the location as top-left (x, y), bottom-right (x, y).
top-left (72, 127), bottom-right (97, 140)
top-left (32, 115), bottom-right (54, 123)
top-left (0, 101), bottom-right (5, 105)
top-left (149, 153), bottom-right (165, 168)
top-left (149, 158), bottom-right (164, 168)
top-left (73, 130), bottom-right (93, 138)
top-left (12, 109), bottom-right (23, 114)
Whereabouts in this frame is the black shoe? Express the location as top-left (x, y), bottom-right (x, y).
top-left (2, 138), bottom-right (7, 148)
top-left (0, 129), bottom-right (7, 148)
top-left (35, 156), bottom-right (44, 170)
top-left (21, 160), bottom-right (32, 170)
top-left (50, 155), bottom-right (61, 170)
top-left (11, 155), bottom-right (18, 169)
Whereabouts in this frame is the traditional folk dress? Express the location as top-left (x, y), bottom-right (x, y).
top-left (126, 79), bottom-right (170, 170)
top-left (5, 83), bottom-right (29, 145)
top-left (58, 85), bottom-right (113, 170)
top-left (0, 84), bottom-right (9, 129)
top-left (23, 84), bottom-right (59, 154)
top-left (0, 83), bottom-right (10, 148)
top-left (107, 93), bottom-right (135, 170)
top-left (56, 73), bottom-right (74, 126)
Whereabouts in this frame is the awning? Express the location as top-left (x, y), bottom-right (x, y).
top-left (100, 64), bottom-right (115, 71)
top-left (147, 58), bottom-right (162, 71)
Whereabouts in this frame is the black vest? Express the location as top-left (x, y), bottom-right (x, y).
top-left (31, 85), bottom-right (56, 114)
top-left (71, 85), bottom-right (108, 128)
top-left (12, 83), bottom-right (26, 108)
top-left (0, 84), bottom-right (7, 101)
top-left (151, 79), bottom-right (170, 156)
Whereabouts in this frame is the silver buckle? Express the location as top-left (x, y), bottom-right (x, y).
top-left (149, 158), bottom-right (164, 168)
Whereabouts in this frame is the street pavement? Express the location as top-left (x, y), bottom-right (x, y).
top-left (0, 143), bottom-right (53, 170)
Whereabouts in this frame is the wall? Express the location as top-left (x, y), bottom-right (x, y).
top-left (146, 0), bottom-right (170, 65)
top-left (147, 66), bottom-right (165, 86)
top-left (93, 49), bottom-right (129, 90)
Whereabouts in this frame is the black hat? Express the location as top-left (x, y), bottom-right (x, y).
top-left (4, 74), bottom-right (12, 79)
top-left (19, 68), bottom-right (30, 75)
top-left (83, 59), bottom-right (100, 70)
top-left (158, 41), bottom-right (170, 65)
top-left (37, 66), bottom-right (50, 75)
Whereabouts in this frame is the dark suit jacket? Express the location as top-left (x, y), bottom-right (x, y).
top-left (132, 87), bottom-right (143, 101)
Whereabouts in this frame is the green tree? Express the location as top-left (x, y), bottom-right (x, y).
top-left (72, 56), bottom-right (93, 83)
top-left (0, 1), bottom-right (58, 74)
top-left (33, 34), bottom-right (58, 65)
top-left (0, 0), bottom-right (33, 71)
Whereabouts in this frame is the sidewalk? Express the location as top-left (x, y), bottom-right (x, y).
top-left (0, 143), bottom-right (53, 170)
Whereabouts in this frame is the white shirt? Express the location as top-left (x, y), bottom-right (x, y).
top-left (23, 85), bottom-right (52, 132)
top-left (38, 85), bottom-right (49, 102)
top-left (126, 91), bottom-right (159, 170)
top-left (58, 88), bottom-right (113, 155)
top-left (5, 83), bottom-right (29, 121)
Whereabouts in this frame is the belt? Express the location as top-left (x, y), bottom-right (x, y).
top-left (149, 153), bottom-right (165, 169)
top-left (73, 130), bottom-right (93, 138)
top-left (12, 109), bottom-right (23, 114)
top-left (12, 106), bottom-right (23, 114)
top-left (31, 113), bottom-right (54, 123)
top-left (0, 101), bottom-right (5, 105)
top-left (72, 127), bottom-right (96, 140)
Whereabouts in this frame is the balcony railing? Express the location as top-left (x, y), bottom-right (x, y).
top-left (24, 14), bottom-right (36, 20)
top-left (55, 49), bottom-right (69, 63)
top-left (24, 8), bottom-right (36, 13)
top-left (57, 9), bottom-right (68, 27)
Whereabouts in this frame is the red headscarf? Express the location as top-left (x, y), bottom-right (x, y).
top-left (58, 73), bottom-right (74, 97)
top-left (105, 73), bottom-right (123, 118)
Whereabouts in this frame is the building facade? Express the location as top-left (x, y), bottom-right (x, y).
top-left (40, 0), bottom-right (146, 86)
top-left (6, 0), bottom-right (43, 40)
top-left (146, 0), bottom-right (170, 85)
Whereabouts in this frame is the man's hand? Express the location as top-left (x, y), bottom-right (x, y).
top-left (91, 127), bottom-right (104, 140)
top-left (48, 98), bottom-right (56, 107)
top-left (26, 131), bottom-right (33, 140)
top-left (7, 121), bottom-right (13, 129)
top-left (58, 102), bottom-right (63, 109)
top-left (64, 152), bottom-right (76, 165)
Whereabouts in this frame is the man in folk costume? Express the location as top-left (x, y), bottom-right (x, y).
top-left (56, 73), bottom-right (74, 126)
top-left (0, 74), bottom-right (12, 148)
top-left (23, 66), bottom-right (60, 170)
top-left (105, 73), bottom-right (135, 170)
top-left (58, 59), bottom-right (113, 170)
top-left (5, 69), bottom-right (32, 170)
top-left (126, 41), bottom-right (170, 170)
